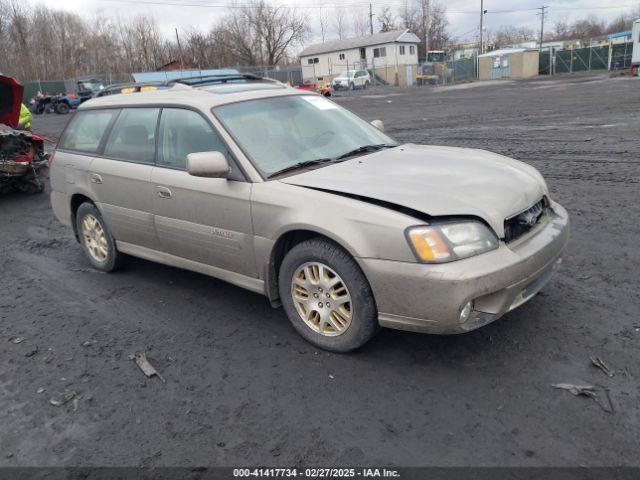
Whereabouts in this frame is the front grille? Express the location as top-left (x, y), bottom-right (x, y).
top-left (504, 198), bottom-right (546, 242)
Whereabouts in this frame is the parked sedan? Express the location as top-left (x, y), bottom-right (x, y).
top-left (332, 70), bottom-right (371, 90)
top-left (50, 75), bottom-right (569, 352)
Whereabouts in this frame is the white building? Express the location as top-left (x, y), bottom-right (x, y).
top-left (299, 29), bottom-right (421, 85)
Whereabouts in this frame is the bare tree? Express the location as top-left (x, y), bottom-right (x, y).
top-left (377, 6), bottom-right (396, 32)
top-left (213, 0), bottom-right (307, 66)
top-left (398, 0), bottom-right (449, 58)
top-left (552, 19), bottom-right (570, 40)
top-left (492, 25), bottom-right (536, 48)
top-left (184, 29), bottom-right (211, 69)
top-left (254, 0), bottom-right (308, 65)
top-left (319, 7), bottom-right (329, 42)
top-left (334, 7), bottom-right (347, 40)
top-left (350, 8), bottom-right (370, 37)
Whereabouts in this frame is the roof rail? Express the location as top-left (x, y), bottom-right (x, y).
top-left (168, 73), bottom-right (274, 86)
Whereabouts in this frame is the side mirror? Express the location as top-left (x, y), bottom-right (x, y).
top-left (371, 119), bottom-right (384, 132)
top-left (187, 151), bottom-right (230, 178)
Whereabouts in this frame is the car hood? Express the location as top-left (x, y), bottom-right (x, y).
top-left (279, 144), bottom-right (547, 238)
top-left (0, 75), bottom-right (24, 129)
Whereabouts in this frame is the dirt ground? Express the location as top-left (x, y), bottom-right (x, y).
top-left (1, 74), bottom-right (639, 468)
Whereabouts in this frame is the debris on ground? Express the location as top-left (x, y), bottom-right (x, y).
top-left (82, 340), bottom-right (97, 347)
top-left (70, 268), bottom-right (105, 274)
top-left (131, 353), bottom-right (166, 383)
top-left (36, 387), bottom-right (45, 394)
top-left (590, 356), bottom-right (614, 377)
top-left (24, 347), bottom-right (39, 357)
top-left (49, 390), bottom-right (77, 407)
top-left (8, 336), bottom-right (24, 344)
top-left (552, 383), bottom-right (614, 414)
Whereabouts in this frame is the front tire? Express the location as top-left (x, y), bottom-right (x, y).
top-left (56, 102), bottom-right (70, 114)
top-left (76, 203), bottom-right (122, 272)
top-left (278, 238), bottom-right (378, 352)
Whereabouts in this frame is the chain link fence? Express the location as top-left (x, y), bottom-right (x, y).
top-left (22, 73), bottom-right (136, 102)
top-left (20, 54), bottom-right (483, 103)
top-left (610, 43), bottom-right (634, 70)
top-left (236, 66), bottom-right (303, 85)
top-left (301, 55), bottom-right (478, 98)
top-left (551, 42), bottom-right (633, 75)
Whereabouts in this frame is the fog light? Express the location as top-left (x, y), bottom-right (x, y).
top-left (459, 301), bottom-right (473, 323)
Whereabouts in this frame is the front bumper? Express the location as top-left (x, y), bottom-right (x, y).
top-left (359, 201), bottom-right (570, 334)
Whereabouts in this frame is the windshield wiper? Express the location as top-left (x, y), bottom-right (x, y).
top-left (335, 143), bottom-right (396, 160)
top-left (267, 158), bottom-right (334, 178)
top-left (267, 144), bottom-right (396, 179)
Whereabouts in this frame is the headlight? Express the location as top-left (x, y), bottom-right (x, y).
top-left (406, 221), bottom-right (499, 263)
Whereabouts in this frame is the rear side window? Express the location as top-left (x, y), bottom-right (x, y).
top-left (103, 108), bottom-right (159, 164)
top-left (157, 108), bottom-right (228, 170)
top-left (58, 110), bottom-right (118, 153)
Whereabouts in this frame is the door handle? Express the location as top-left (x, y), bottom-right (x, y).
top-left (156, 186), bottom-right (172, 199)
top-left (89, 173), bottom-right (102, 184)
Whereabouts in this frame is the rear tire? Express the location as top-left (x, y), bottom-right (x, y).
top-left (279, 238), bottom-right (378, 352)
top-left (76, 202), bottom-right (122, 272)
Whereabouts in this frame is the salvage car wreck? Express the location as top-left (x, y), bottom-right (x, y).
top-left (0, 75), bottom-right (49, 194)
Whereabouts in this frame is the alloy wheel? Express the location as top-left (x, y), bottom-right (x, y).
top-left (290, 262), bottom-right (353, 336)
top-left (81, 214), bottom-right (108, 262)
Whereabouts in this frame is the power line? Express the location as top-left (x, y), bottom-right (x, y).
top-left (93, 0), bottom-right (640, 12)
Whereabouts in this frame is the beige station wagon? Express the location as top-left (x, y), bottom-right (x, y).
top-left (50, 75), bottom-right (570, 352)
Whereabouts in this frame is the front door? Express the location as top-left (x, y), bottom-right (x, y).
top-left (406, 65), bottom-right (414, 86)
top-left (151, 108), bottom-right (256, 277)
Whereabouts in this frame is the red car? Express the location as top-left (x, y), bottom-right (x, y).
top-left (294, 83), bottom-right (331, 97)
top-left (0, 75), bottom-right (49, 194)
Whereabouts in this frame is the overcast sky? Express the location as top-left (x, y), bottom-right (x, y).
top-left (41, 0), bottom-right (639, 45)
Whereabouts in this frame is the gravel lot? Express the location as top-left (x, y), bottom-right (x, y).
top-left (1, 74), bottom-right (639, 468)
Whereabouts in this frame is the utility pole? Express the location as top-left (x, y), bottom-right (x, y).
top-left (537, 6), bottom-right (548, 50)
top-left (369, 3), bottom-right (374, 35)
top-left (421, 0), bottom-right (430, 61)
top-left (479, 0), bottom-right (486, 54)
top-left (175, 27), bottom-right (185, 70)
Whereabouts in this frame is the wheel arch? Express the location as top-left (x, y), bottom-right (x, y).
top-left (264, 227), bottom-right (365, 307)
top-left (70, 192), bottom-right (97, 241)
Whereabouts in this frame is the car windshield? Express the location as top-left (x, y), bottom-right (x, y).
top-left (79, 80), bottom-right (104, 92)
top-left (214, 95), bottom-right (396, 177)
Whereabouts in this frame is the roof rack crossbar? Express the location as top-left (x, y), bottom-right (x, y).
top-left (169, 73), bottom-right (267, 86)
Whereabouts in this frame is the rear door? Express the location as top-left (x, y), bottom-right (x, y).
top-left (88, 107), bottom-right (160, 250)
top-left (151, 107), bottom-right (255, 276)
top-left (54, 109), bottom-right (119, 224)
